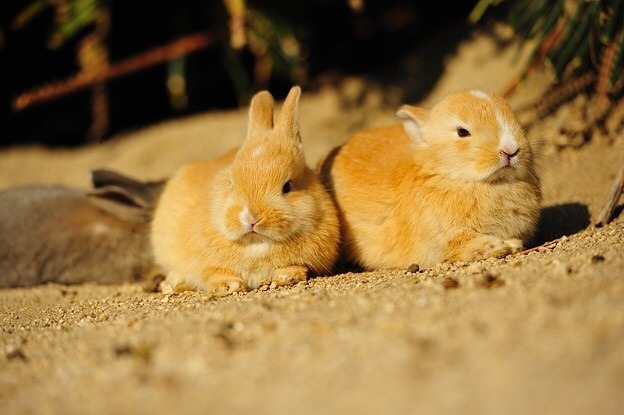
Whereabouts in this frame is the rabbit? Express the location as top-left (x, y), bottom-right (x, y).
top-left (151, 86), bottom-right (340, 296)
top-left (0, 170), bottom-right (165, 288)
top-left (320, 89), bottom-right (542, 270)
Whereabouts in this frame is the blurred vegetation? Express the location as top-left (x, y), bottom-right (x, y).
top-left (5, 0), bottom-right (306, 101)
top-left (473, 0), bottom-right (624, 148)
top-left (2, 0), bottom-right (309, 142)
top-left (0, 1), bottom-right (477, 147)
top-left (2, 0), bottom-right (622, 148)
top-left (473, 0), bottom-right (624, 100)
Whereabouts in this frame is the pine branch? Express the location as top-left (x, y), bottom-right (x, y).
top-left (596, 30), bottom-right (621, 110)
top-left (12, 32), bottom-right (216, 111)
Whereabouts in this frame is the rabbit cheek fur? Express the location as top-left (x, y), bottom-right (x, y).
top-left (151, 87), bottom-right (340, 295)
top-left (326, 90), bottom-right (541, 270)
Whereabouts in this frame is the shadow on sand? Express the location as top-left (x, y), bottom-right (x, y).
top-left (531, 202), bottom-right (591, 247)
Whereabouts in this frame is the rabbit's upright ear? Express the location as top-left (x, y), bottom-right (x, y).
top-left (247, 90), bottom-right (275, 136)
top-left (276, 86), bottom-right (302, 140)
top-left (397, 105), bottom-right (429, 144)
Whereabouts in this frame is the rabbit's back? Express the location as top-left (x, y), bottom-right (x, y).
top-left (0, 185), bottom-right (153, 287)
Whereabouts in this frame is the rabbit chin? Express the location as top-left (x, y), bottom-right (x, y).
top-left (240, 231), bottom-right (272, 243)
top-left (441, 163), bottom-right (522, 183)
top-left (485, 164), bottom-right (524, 183)
top-left (225, 226), bottom-right (286, 243)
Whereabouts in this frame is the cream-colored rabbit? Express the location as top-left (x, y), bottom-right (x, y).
top-left (151, 87), bottom-right (340, 295)
top-left (321, 89), bottom-right (541, 269)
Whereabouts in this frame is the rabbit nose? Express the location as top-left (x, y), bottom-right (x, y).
top-left (500, 147), bottom-right (519, 158)
top-left (240, 207), bottom-right (258, 227)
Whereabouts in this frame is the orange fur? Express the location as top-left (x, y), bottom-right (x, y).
top-left (322, 90), bottom-right (541, 269)
top-left (151, 87), bottom-right (340, 295)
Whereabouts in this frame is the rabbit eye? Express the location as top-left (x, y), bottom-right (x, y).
top-left (282, 180), bottom-right (292, 194)
top-left (457, 127), bottom-right (471, 137)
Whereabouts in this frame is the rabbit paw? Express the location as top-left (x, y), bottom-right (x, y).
top-left (161, 271), bottom-right (194, 293)
top-left (257, 277), bottom-right (271, 287)
top-left (161, 270), bottom-right (248, 296)
top-left (271, 266), bottom-right (308, 287)
top-left (476, 237), bottom-right (523, 259)
top-left (448, 233), bottom-right (524, 262)
top-left (208, 275), bottom-right (249, 297)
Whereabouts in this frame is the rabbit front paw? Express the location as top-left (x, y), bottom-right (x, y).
top-left (208, 275), bottom-right (249, 297)
top-left (447, 233), bottom-right (523, 262)
top-left (271, 266), bottom-right (308, 287)
top-left (161, 271), bottom-right (195, 293)
top-left (475, 237), bottom-right (523, 259)
top-left (160, 270), bottom-right (248, 296)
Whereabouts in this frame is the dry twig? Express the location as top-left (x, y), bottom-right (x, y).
top-left (595, 157), bottom-right (624, 227)
top-left (13, 32), bottom-right (216, 111)
top-left (516, 239), bottom-right (559, 256)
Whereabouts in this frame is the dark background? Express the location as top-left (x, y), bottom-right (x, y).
top-left (0, 0), bottom-right (492, 148)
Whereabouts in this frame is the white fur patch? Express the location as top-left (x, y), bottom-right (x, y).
top-left (450, 117), bottom-right (468, 130)
top-left (252, 145), bottom-right (265, 157)
top-left (245, 241), bottom-right (271, 257)
top-left (91, 223), bottom-right (110, 235)
top-left (469, 90), bottom-right (491, 100)
top-left (495, 110), bottom-right (518, 154)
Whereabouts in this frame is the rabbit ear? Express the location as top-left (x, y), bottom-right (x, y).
top-left (247, 90), bottom-right (275, 135)
top-left (87, 186), bottom-right (152, 223)
top-left (91, 169), bottom-right (164, 207)
top-left (397, 105), bottom-right (429, 144)
top-left (276, 86), bottom-right (302, 139)
top-left (87, 169), bottom-right (166, 223)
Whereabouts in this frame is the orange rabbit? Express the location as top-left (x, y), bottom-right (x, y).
top-left (322, 89), bottom-right (541, 269)
top-left (151, 87), bottom-right (340, 295)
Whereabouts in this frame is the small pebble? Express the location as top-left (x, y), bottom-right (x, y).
top-left (160, 283), bottom-right (174, 295)
top-left (442, 277), bottom-right (459, 289)
top-left (591, 255), bottom-right (605, 264)
top-left (407, 264), bottom-right (420, 273)
top-left (114, 344), bottom-right (132, 356)
top-left (6, 345), bottom-right (27, 361)
top-left (481, 273), bottom-right (505, 289)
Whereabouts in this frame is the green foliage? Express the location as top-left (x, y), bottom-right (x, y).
top-left (7, 0), bottom-right (307, 106)
top-left (473, 0), bottom-right (624, 91)
top-left (222, 4), bottom-right (306, 103)
top-left (12, 0), bottom-right (108, 49)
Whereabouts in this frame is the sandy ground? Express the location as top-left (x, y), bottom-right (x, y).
top-left (1, 32), bottom-right (624, 414)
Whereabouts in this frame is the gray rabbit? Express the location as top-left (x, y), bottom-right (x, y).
top-left (0, 170), bottom-right (164, 288)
